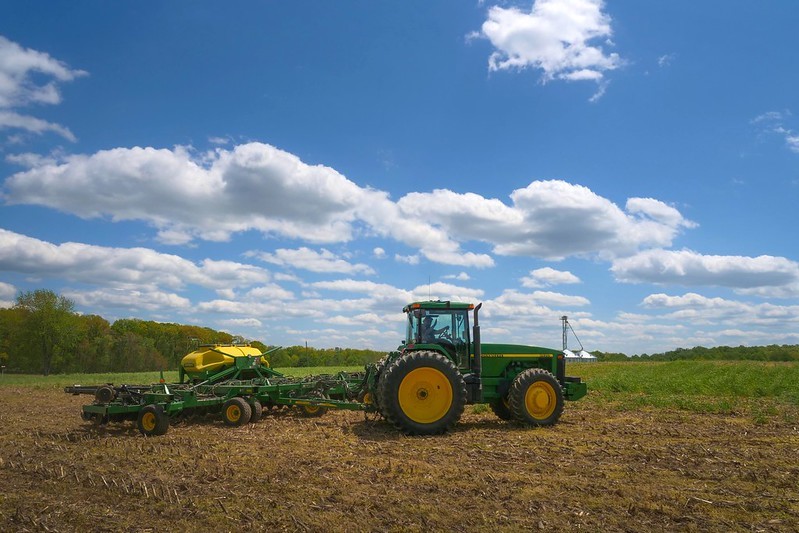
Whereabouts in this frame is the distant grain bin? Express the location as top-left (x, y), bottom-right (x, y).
top-left (561, 316), bottom-right (597, 362)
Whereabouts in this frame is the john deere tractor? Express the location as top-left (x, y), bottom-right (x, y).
top-left (368, 301), bottom-right (587, 435)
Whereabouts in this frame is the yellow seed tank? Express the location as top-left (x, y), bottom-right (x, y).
top-left (181, 344), bottom-right (269, 380)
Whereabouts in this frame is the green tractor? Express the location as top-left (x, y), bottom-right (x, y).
top-left (369, 301), bottom-right (587, 435)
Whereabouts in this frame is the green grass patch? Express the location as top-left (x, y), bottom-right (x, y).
top-left (571, 360), bottom-right (799, 417)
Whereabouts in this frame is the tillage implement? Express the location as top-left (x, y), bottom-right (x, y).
top-left (66, 301), bottom-right (587, 436)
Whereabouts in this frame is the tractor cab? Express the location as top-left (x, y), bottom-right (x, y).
top-left (403, 301), bottom-right (473, 371)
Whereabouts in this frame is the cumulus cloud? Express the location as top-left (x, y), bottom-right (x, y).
top-left (612, 249), bottom-right (799, 296)
top-left (0, 280), bottom-right (15, 308)
top-left (3, 142), bottom-right (493, 268)
top-left (0, 35), bottom-right (86, 141)
top-left (400, 181), bottom-right (695, 260)
top-left (4, 140), bottom-right (695, 267)
top-left (521, 267), bottom-right (581, 288)
top-left (0, 228), bottom-right (270, 290)
top-left (64, 288), bottom-right (192, 311)
top-left (248, 247), bottom-right (375, 275)
top-left (641, 292), bottom-right (799, 328)
top-left (476, 0), bottom-right (621, 98)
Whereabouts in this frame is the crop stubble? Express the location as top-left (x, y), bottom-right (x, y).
top-left (0, 387), bottom-right (797, 532)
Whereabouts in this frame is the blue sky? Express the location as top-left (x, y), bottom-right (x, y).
top-left (1, 1), bottom-right (798, 355)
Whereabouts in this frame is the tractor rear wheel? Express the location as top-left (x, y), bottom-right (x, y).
top-left (508, 369), bottom-right (564, 426)
top-left (137, 404), bottom-right (169, 436)
top-left (222, 397), bottom-right (252, 426)
top-left (378, 351), bottom-right (466, 435)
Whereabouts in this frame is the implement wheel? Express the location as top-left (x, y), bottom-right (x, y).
top-left (378, 351), bottom-right (466, 435)
top-left (489, 395), bottom-right (514, 421)
top-left (299, 391), bottom-right (328, 418)
top-left (137, 404), bottom-right (169, 436)
top-left (222, 397), bottom-right (252, 427)
top-left (508, 369), bottom-right (564, 426)
top-left (299, 403), bottom-right (328, 418)
top-left (249, 399), bottom-right (263, 423)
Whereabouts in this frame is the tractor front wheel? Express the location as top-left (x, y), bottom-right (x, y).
top-left (137, 404), bottom-right (169, 436)
top-left (508, 369), bottom-right (564, 426)
top-left (378, 351), bottom-right (466, 435)
top-left (222, 397), bottom-right (252, 426)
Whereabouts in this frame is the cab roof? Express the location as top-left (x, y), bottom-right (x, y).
top-left (402, 300), bottom-right (475, 312)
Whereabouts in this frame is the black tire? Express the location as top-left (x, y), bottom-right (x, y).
top-left (222, 397), bottom-right (252, 426)
top-left (249, 399), bottom-right (263, 423)
top-left (371, 355), bottom-right (389, 415)
top-left (298, 391), bottom-right (328, 418)
top-left (377, 351), bottom-right (466, 435)
top-left (137, 404), bottom-right (169, 436)
top-left (489, 396), bottom-right (514, 421)
top-left (508, 369), bottom-right (564, 426)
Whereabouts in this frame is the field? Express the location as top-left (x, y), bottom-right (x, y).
top-left (1, 362), bottom-right (798, 532)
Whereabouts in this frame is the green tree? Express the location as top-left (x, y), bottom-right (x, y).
top-left (15, 290), bottom-right (77, 375)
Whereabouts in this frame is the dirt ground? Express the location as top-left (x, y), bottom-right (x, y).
top-left (1, 387), bottom-right (797, 532)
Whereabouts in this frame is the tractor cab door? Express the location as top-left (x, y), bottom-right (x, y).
top-left (450, 310), bottom-right (471, 372)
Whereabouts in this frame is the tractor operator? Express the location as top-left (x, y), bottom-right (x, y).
top-left (421, 316), bottom-right (448, 343)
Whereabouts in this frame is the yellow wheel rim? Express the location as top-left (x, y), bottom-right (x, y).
top-left (525, 381), bottom-right (557, 419)
top-left (226, 405), bottom-right (241, 422)
top-left (362, 392), bottom-right (374, 405)
top-left (141, 412), bottom-right (157, 432)
top-left (398, 367), bottom-right (453, 424)
top-left (303, 405), bottom-right (320, 415)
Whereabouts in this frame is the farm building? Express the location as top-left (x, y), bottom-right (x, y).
top-left (563, 349), bottom-right (598, 363)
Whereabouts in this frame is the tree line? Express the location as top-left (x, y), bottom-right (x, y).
top-left (0, 289), bottom-right (384, 375)
top-left (593, 344), bottom-right (799, 362)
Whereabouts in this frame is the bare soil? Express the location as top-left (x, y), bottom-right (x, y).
top-left (1, 387), bottom-right (797, 532)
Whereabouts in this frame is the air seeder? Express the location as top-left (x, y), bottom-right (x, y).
top-left (66, 301), bottom-right (587, 436)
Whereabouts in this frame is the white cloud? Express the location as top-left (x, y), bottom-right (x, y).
top-left (248, 247), bottom-right (375, 275)
top-left (0, 280), bottom-right (15, 308)
top-left (373, 247), bottom-right (386, 259)
top-left (751, 110), bottom-right (799, 154)
top-left (443, 272), bottom-right (470, 281)
top-left (0, 228), bottom-right (270, 291)
top-left (400, 181), bottom-right (695, 260)
top-left (4, 141), bottom-right (696, 267)
top-left (521, 267), bottom-right (580, 287)
top-left (0, 111), bottom-right (77, 142)
top-left (530, 290), bottom-right (589, 307)
top-left (657, 53), bottom-right (675, 67)
top-left (477, 0), bottom-right (621, 98)
top-left (641, 292), bottom-right (799, 329)
top-left (64, 288), bottom-right (191, 311)
top-left (612, 249), bottom-right (799, 296)
top-left (0, 281), bottom-right (15, 299)
top-left (4, 142), bottom-right (492, 268)
top-left (244, 284), bottom-right (295, 301)
top-left (0, 35), bottom-right (86, 141)
top-left (395, 254), bottom-right (420, 265)
top-left (218, 317), bottom-right (263, 329)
